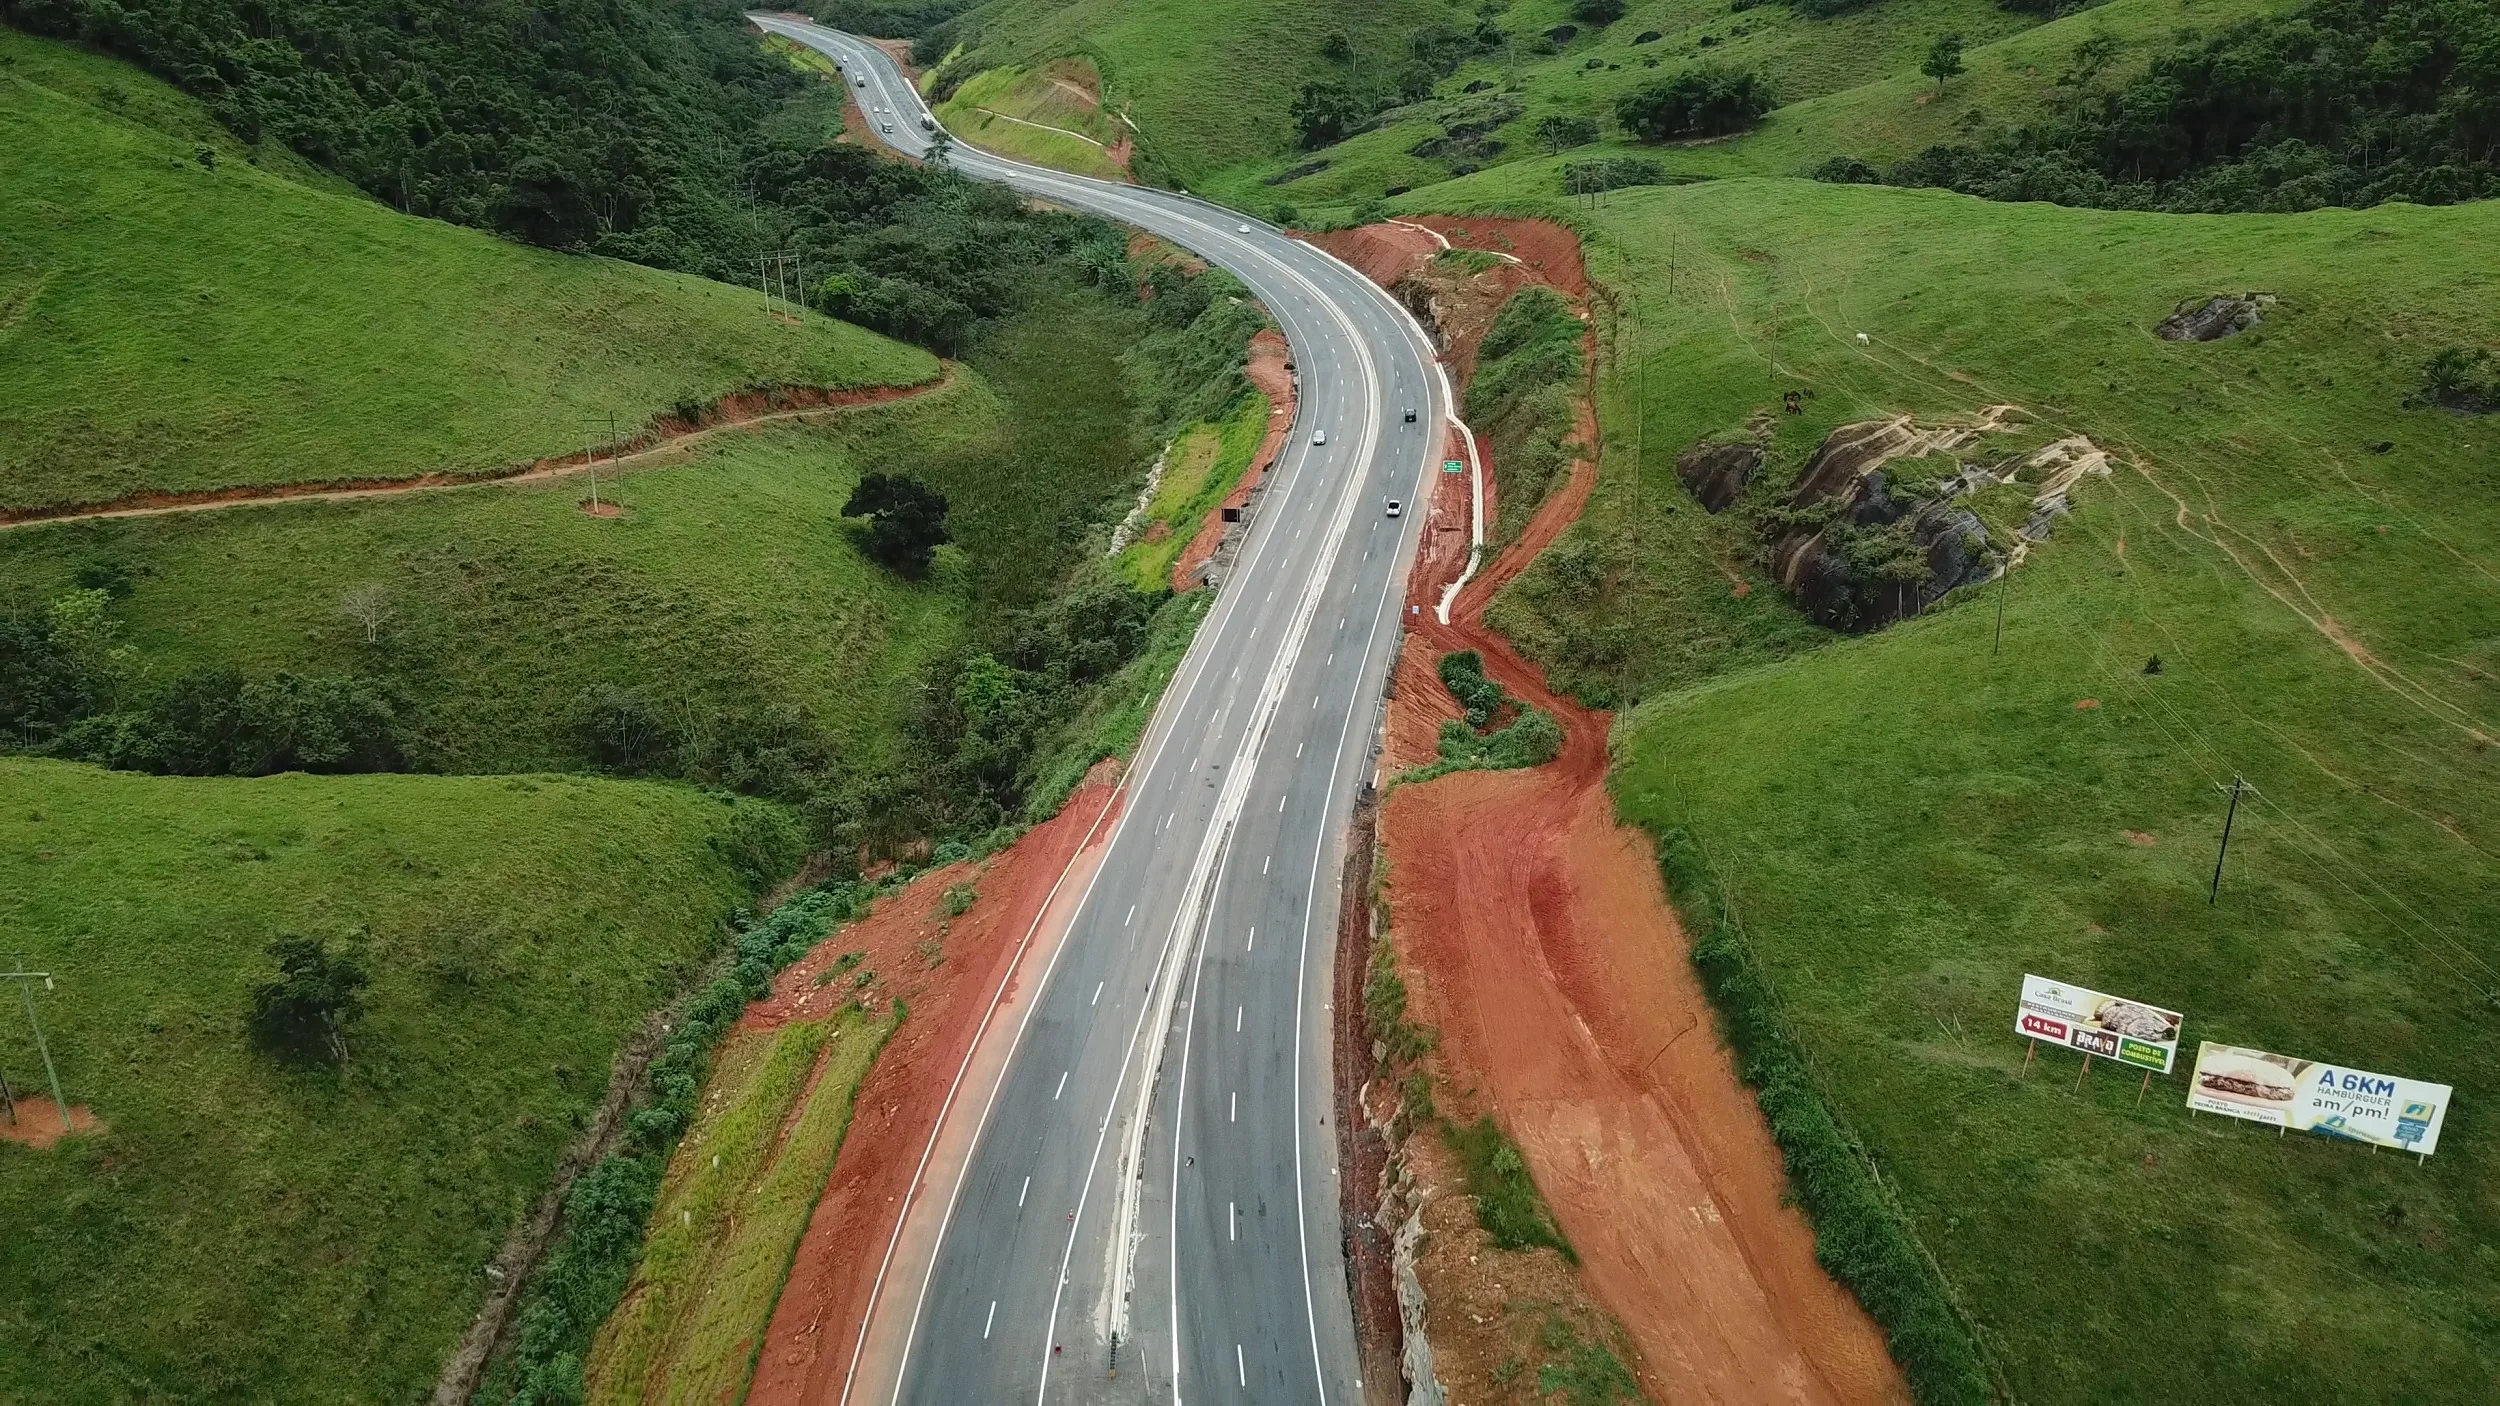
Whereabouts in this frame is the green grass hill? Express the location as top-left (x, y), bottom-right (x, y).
top-left (0, 758), bottom-right (797, 1402)
top-left (1403, 167), bottom-right (2499, 1401)
top-left (931, 0), bottom-right (1452, 184)
top-left (0, 28), bottom-right (936, 513)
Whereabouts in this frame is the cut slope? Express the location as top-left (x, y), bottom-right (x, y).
top-left (0, 758), bottom-right (793, 1402)
top-left (1411, 173), bottom-right (2499, 1400)
top-left (0, 29), bottom-right (936, 511)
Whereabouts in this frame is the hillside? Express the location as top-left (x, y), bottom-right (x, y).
top-left (0, 759), bottom-right (796, 1401)
top-left (927, 0), bottom-right (1453, 184)
top-left (0, 29), bottom-right (935, 512)
top-left (1397, 168), bottom-right (2499, 1399)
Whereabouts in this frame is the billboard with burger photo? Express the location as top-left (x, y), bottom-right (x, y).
top-left (2187, 1042), bottom-right (2452, 1155)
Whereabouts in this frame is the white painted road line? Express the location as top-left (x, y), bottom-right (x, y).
top-left (1019, 1176), bottom-right (1030, 1207)
top-left (1091, 981), bottom-right (1103, 1006)
top-left (1230, 1200), bottom-right (1237, 1241)
top-left (1053, 1071), bottom-right (1068, 1100)
top-left (1237, 1344), bottom-right (1247, 1388)
top-left (984, 1300), bottom-right (996, 1339)
top-left (1125, 905), bottom-right (1135, 926)
top-left (1246, 926), bottom-right (1256, 952)
top-left (1236, 1005), bottom-right (1243, 1032)
top-left (1230, 1090), bottom-right (1237, 1123)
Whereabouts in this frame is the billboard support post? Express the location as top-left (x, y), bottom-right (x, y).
top-left (2074, 1052), bottom-right (2092, 1091)
top-left (2136, 1070), bottom-right (2153, 1107)
top-left (2021, 1038), bottom-right (2036, 1078)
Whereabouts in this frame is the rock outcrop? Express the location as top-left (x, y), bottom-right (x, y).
top-left (1675, 441), bottom-right (1759, 512)
top-left (2157, 293), bottom-right (2274, 342)
top-left (1760, 410), bottom-right (2107, 633)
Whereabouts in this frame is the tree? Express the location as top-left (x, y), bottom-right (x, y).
top-left (1291, 79), bottom-right (1372, 148)
top-left (336, 583), bottom-right (391, 643)
top-left (1614, 64), bottom-right (1772, 141)
top-left (1923, 34), bottom-right (1967, 94)
top-left (249, 936), bottom-right (372, 1064)
top-left (843, 473), bottom-right (951, 577)
top-left (926, 128), bottom-right (953, 165)
top-left (1535, 114), bottom-right (1601, 152)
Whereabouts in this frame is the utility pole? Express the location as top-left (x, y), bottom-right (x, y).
top-left (759, 249), bottom-right (804, 321)
top-left (1993, 564), bottom-right (2009, 655)
top-left (582, 411), bottom-right (618, 513)
top-left (2209, 775), bottom-right (2248, 904)
top-left (3, 959), bottom-right (68, 1133)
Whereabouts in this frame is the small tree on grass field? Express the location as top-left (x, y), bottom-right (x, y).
top-left (1923, 34), bottom-right (1967, 94)
top-left (249, 936), bottom-right (371, 1064)
top-left (842, 473), bottom-right (951, 578)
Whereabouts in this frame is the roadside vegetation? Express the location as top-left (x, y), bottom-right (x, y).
top-left (1406, 166), bottom-right (2499, 1400)
top-left (0, 760), bottom-right (796, 1401)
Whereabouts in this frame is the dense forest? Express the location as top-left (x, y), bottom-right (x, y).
top-left (1820, 0), bottom-right (2499, 211)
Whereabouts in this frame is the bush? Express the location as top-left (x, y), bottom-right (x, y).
top-left (1534, 114), bottom-right (1602, 151)
top-left (1445, 1115), bottom-right (1573, 1258)
top-left (842, 473), bottom-right (953, 577)
top-left (1562, 156), bottom-right (1669, 193)
top-left (247, 936), bottom-right (372, 1064)
top-left (1437, 650), bottom-right (1507, 727)
top-left (577, 686), bottom-right (676, 776)
top-left (2419, 346), bottom-right (2499, 413)
top-left (1572, 0), bottom-right (1627, 23)
top-left (1615, 64), bottom-right (1773, 141)
top-left (66, 668), bottom-right (406, 776)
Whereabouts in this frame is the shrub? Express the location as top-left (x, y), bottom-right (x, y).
top-left (1615, 64), bottom-right (1772, 141)
top-left (1445, 1115), bottom-right (1573, 1257)
top-left (2419, 346), bottom-right (2499, 413)
top-left (1534, 114), bottom-right (1602, 151)
top-left (1437, 650), bottom-right (1508, 727)
top-left (1562, 156), bottom-right (1669, 193)
top-left (248, 936), bottom-right (372, 1064)
top-left (577, 685), bottom-right (676, 776)
top-left (1572, 0), bottom-right (1627, 23)
top-left (842, 473), bottom-right (952, 577)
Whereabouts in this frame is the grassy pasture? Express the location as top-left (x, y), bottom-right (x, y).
top-left (949, 0), bottom-right (1451, 183)
top-left (1404, 171), bottom-right (2499, 1400)
top-left (0, 759), bottom-right (791, 1402)
top-left (0, 29), bottom-right (934, 511)
top-left (1202, 0), bottom-right (2293, 216)
top-left (0, 275), bottom-right (1158, 776)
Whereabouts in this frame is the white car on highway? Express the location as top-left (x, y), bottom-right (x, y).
top-left (1311, 429), bottom-right (1326, 446)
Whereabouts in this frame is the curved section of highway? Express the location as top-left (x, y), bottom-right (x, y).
top-left (750, 18), bottom-right (1444, 1403)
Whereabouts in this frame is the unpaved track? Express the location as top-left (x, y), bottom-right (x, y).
top-left (0, 372), bottom-right (950, 532)
top-left (1362, 221), bottom-right (1908, 1402)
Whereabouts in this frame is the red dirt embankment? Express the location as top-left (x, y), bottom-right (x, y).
top-left (1350, 218), bottom-right (1908, 1403)
top-left (745, 763), bottom-right (1125, 1406)
top-left (1171, 326), bottom-right (1296, 591)
top-left (0, 372), bottom-right (951, 531)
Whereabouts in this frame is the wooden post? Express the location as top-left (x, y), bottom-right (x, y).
top-left (2022, 1039), bottom-right (2037, 1078)
top-left (2074, 1052), bottom-right (2092, 1091)
top-left (2136, 1070), bottom-right (2152, 1107)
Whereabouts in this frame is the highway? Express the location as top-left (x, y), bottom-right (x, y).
top-left (749, 17), bottom-right (1448, 1403)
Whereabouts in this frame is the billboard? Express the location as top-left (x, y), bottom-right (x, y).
top-left (2187, 1042), bottom-right (2452, 1155)
top-left (2013, 973), bottom-right (2184, 1073)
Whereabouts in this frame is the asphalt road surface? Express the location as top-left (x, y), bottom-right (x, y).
top-left (749, 18), bottom-right (1449, 1403)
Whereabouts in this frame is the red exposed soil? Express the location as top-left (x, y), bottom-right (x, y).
top-left (0, 371), bottom-right (952, 531)
top-left (1172, 326), bottom-right (1296, 591)
top-left (1331, 216), bottom-right (1906, 1402)
top-left (745, 762), bottom-right (1127, 1406)
top-left (0, 1103), bottom-right (103, 1149)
